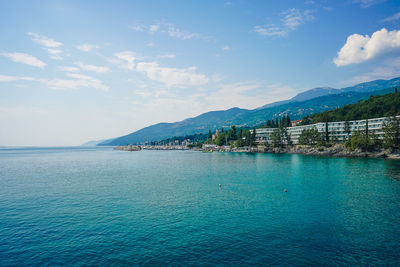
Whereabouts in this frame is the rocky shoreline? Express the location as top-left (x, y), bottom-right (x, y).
top-left (251, 144), bottom-right (400, 160)
top-left (114, 144), bottom-right (400, 160)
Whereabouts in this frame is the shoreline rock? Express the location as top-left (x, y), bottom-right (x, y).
top-left (114, 144), bottom-right (400, 160)
top-left (251, 144), bottom-right (398, 159)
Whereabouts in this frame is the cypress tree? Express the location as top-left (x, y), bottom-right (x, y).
top-left (282, 116), bottom-right (287, 127)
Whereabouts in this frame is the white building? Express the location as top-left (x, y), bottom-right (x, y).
top-left (255, 116), bottom-right (397, 145)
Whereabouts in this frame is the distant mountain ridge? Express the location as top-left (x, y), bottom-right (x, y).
top-left (257, 87), bottom-right (340, 110)
top-left (98, 77), bottom-right (400, 146)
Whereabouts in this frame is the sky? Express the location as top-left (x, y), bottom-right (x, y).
top-left (1, 0), bottom-right (400, 146)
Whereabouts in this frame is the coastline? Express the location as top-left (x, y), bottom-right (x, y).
top-left (114, 144), bottom-right (400, 159)
top-left (254, 144), bottom-right (400, 160)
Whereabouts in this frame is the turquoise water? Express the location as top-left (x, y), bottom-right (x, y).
top-left (0, 147), bottom-right (399, 266)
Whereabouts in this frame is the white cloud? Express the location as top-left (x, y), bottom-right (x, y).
top-left (0, 75), bottom-right (19, 82)
top-left (58, 66), bottom-right (80, 72)
top-left (46, 48), bottom-right (63, 60)
top-left (254, 26), bottom-right (287, 37)
top-left (47, 48), bottom-right (62, 55)
top-left (110, 51), bottom-right (136, 70)
top-left (130, 22), bottom-right (212, 42)
top-left (334, 28), bottom-right (400, 66)
top-left (222, 45), bottom-right (230, 51)
top-left (76, 44), bottom-right (100, 52)
top-left (167, 26), bottom-right (200, 40)
top-left (136, 61), bottom-right (209, 87)
top-left (26, 32), bottom-right (65, 59)
top-left (27, 32), bottom-right (63, 48)
top-left (2, 52), bottom-right (46, 68)
top-left (134, 89), bottom-right (152, 98)
top-left (75, 62), bottom-right (109, 73)
top-left (157, 53), bottom-right (176, 59)
top-left (382, 12), bottom-right (400, 22)
top-left (38, 73), bottom-right (109, 91)
top-left (149, 24), bottom-right (160, 32)
top-left (131, 25), bottom-right (144, 32)
top-left (353, 0), bottom-right (385, 8)
top-left (253, 8), bottom-right (314, 37)
top-left (0, 73), bottom-right (108, 91)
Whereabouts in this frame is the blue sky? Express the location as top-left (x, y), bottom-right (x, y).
top-left (1, 0), bottom-right (400, 146)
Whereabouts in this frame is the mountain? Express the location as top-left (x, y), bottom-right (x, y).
top-left (100, 108), bottom-right (250, 146)
top-left (341, 77), bottom-right (400, 93)
top-left (256, 76), bottom-right (400, 110)
top-left (256, 87), bottom-right (339, 110)
top-left (96, 77), bottom-right (400, 146)
top-left (81, 138), bottom-right (114, 146)
top-left (100, 86), bottom-right (395, 146)
top-left (290, 87), bottom-right (340, 102)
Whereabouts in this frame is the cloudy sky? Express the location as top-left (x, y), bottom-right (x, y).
top-left (1, 0), bottom-right (400, 146)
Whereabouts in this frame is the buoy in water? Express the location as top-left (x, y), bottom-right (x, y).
top-left (219, 184), bottom-right (221, 188)
top-left (284, 189), bottom-right (287, 192)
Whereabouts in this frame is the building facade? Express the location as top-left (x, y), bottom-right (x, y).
top-left (255, 116), bottom-right (398, 145)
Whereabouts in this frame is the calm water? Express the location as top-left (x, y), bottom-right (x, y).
top-left (0, 147), bottom-right (399, 266)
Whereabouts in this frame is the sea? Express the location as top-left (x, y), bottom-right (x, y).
top-left (0, 147), bottom-right (399, 266)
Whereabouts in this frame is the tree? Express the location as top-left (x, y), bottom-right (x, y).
top-left (271, 128), bottom-right (282, 148)
top-left (383, 116), bottom-right (400, 149)
top-left (344, 120), bottom-right (351, 141)
top-left (251, 127), bottom-right (257, 146)
top-left (280, 125), bottom-right (292, 146)
top-left (215, 132), bottom-right (226, 146)
top-left (300, 116), bottom-right (312, 125)
top-left (345, 131), bottom-right (368, 151)
top-left (287, 115), bottom-right (291, 127)
top-left (298, 128), bottom-right (322, 145)
top-left (208, 130), bottom-right (212, 139)
top-left (281, 116), bottom-right (287, 127)
top-left (230, 126), bottom-right (237, 140)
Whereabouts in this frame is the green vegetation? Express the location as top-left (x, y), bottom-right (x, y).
top-left (151, 133), bottom-right (209, 146)
top-left (101, 84), bottom-right (395, 146)
top-left (382, 116), bottom-right (400, 150)
top-left (144, 90), bottom-right (400, 153)
top-left (298, 128), bottom-right (322, 145)
top-left (208, 126), bottom-right (256, 147)
top-left (345, 131), bottom-right (382, 152)
top-left (299, 90), bottom-right (400, 151)
top-left (187, 143), bottom-right (203, 148)
top-left (304, 89), bottom-right (400, 123)
top-left (264, 115), bottom-right (291, 128)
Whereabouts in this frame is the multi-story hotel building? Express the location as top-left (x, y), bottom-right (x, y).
top-left (255, 116), bottom-right (398, 145)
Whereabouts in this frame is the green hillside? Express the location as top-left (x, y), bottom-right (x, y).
top-left (309, 89), bottom-right (400, 123)
top-left (101, 88), bottom-right (393, 145)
